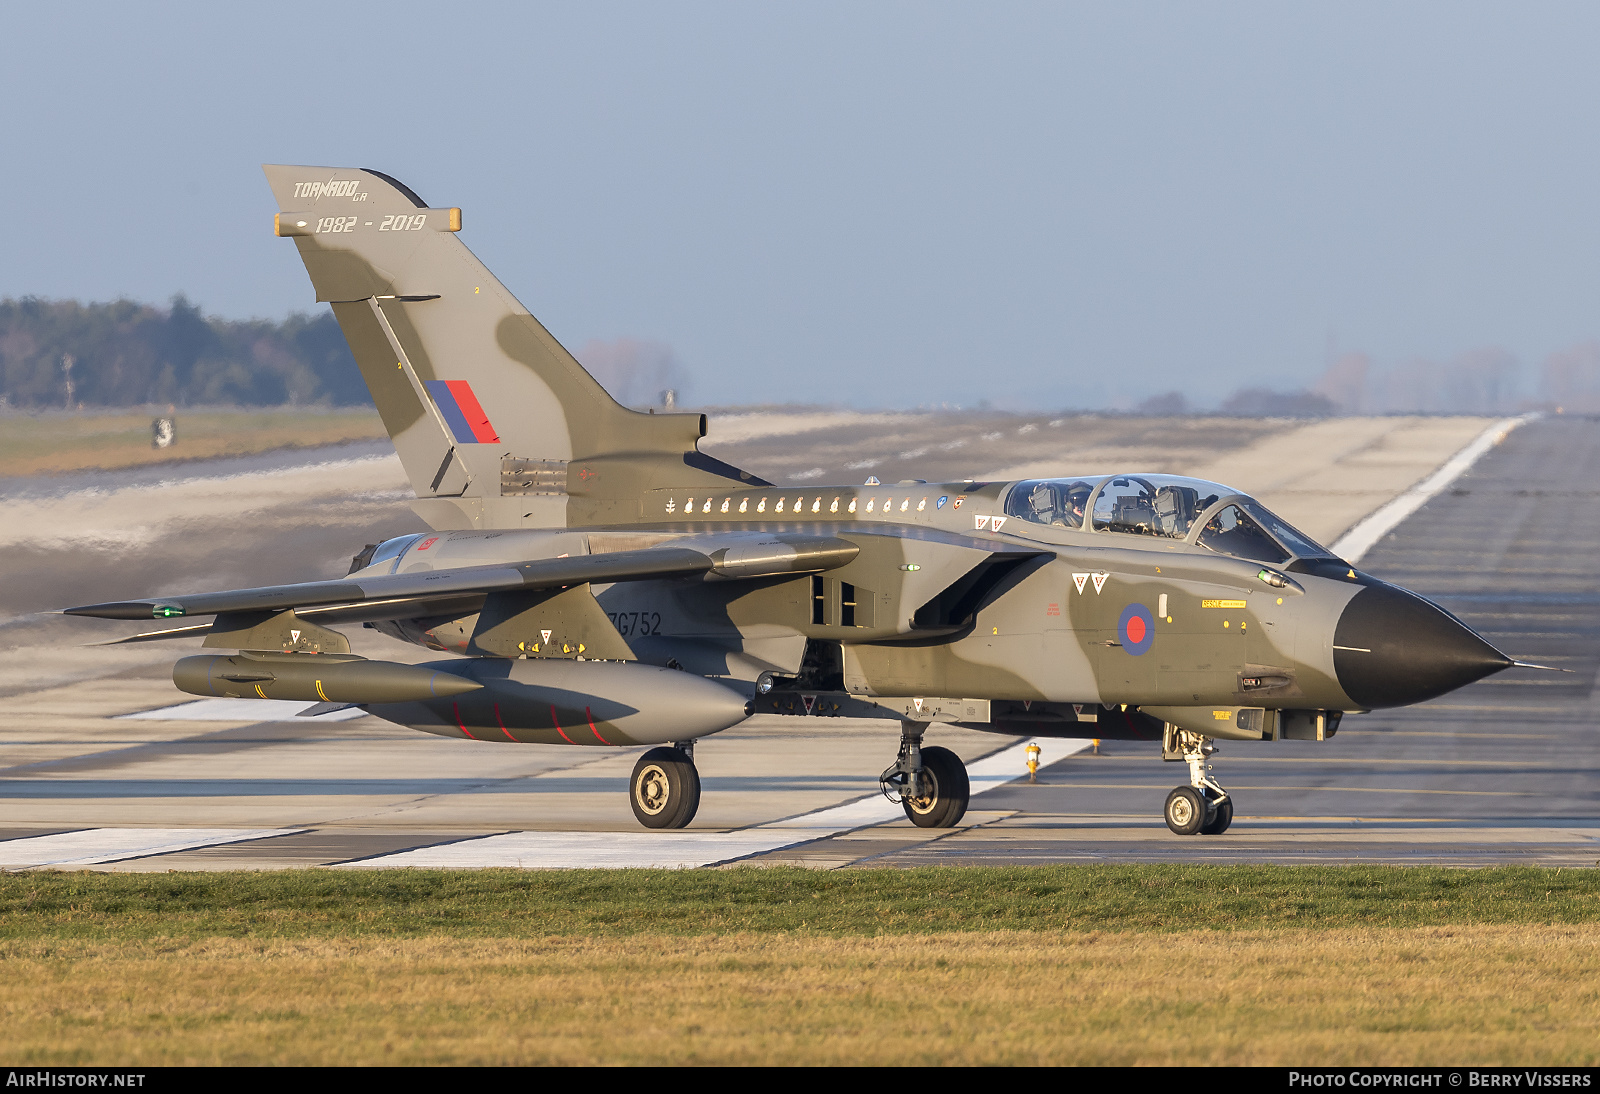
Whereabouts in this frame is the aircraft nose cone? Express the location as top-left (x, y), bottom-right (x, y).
top-left (1333, 583), bottom-right (1511, 708)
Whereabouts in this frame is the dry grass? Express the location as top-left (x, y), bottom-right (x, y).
top-left (2, 926), bottom-right (1597, 1066)
top-left (4, 864), bottom-right (1597, 1063)
top-left (0, 409), bottom-right (386, 477)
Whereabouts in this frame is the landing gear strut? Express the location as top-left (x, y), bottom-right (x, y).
top-left (630, 740), bottom-right (701, 829)
top-left (1162, 727), bottom-right (1233, 836)
top-left (880, 720), bottom-right (970, 828)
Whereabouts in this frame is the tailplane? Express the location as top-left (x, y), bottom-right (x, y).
top-left (263, 165), bottom-right (761, 529)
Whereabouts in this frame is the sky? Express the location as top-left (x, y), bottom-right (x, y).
top-left (3, 2), bottom-right (1599, 410)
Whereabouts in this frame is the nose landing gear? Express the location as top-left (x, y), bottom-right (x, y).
top-left (880, 720), bottom-right (970, 828)
top-left (1162, 726), bottom-right (1233, 835)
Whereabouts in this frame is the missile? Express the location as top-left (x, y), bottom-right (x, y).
top-left (174, 652), bottom-right (481, 704)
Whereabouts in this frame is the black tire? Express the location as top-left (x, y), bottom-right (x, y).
top-left (1200, 794), bottom-right (1234, 835)
top-left (903, 745), bottom-right (970, 829)
top-left (630, 747), bottom-right (701, 829)
top-left (1164, 786), bottom-right (1206, 835)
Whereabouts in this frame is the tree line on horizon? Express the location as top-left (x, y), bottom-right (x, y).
top-left (0, 296), bottom-right (692, 414)
top-left (1136, 342), bottom-right (1600, 417)
top-left (0, 296), bottom-right (371, 410)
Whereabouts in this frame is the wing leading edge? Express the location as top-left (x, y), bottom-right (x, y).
top-left (65, 534), bottom-right (860, 621)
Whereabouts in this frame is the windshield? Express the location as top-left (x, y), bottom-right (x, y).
top-left (1090, 475), bottom-right (1229, 539)
top-left (1195, 505), bottom-right (1288, 564)
top-left (1004, 478), bottom-right (1101, 530)
top-left (1194, 500), bottom-right (1333, 564)
top-left (1240, 502), bottom-right (1330, 560)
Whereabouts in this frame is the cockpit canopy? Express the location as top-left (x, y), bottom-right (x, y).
top-left (1002, 474), bottom-right (1334, 565)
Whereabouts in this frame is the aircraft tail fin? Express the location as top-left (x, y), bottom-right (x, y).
top-left (262, 165), bottom-right (761, 529)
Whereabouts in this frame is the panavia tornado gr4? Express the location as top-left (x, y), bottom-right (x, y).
top-left (66, 165), bottom-right (1536, 834)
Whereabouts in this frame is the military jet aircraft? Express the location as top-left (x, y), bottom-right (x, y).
top-left (65, 165), bottom-right (1529, 834)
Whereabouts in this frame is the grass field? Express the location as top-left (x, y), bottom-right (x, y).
top-left (2, 866), bottom-right (1598, 1065)
top-left (0, 409), bottom-right (386, 477)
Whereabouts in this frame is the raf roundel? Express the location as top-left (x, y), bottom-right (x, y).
top-left (1118, 603), bottom-right (1155, 656)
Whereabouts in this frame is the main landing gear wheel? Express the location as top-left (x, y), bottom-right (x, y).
top-left (630, 746), bottom-right (701, 829)
top-left (903, 745), bottom-right (970, 829)
top-left (1164, 786), bottom-right (1207, 835)
top-left (881, 722), bottom-right (971, 829)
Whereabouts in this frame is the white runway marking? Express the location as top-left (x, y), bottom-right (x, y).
top-left (0, 828), bottom-right (306, 868)
top-left (118, 698), bottom-right (368, 722)
top-left (350, 738), bottom-right (1091, 869)
top-left (344, 831), bottom-right (813, 870)
top-left (1332, 413), bottom-right (1533, 564)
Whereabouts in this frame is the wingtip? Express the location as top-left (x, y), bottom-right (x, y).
top-left (62, 602), bottom-right (164, 621)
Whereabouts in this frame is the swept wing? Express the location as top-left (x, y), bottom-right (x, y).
top-left (66, 533), bottom-right (859, 622)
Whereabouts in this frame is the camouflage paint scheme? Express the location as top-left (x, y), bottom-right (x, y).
top-left (66, 167), bottom-right (1517, 828)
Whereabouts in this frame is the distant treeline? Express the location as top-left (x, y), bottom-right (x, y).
top-left (1139, 343), bottom-right (1600, 418)
top-left (0, 297), bottom-right (370, 409)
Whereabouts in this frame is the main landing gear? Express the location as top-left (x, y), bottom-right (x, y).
top-left (1162, 728), bottom-right (1233, 836)
top-left (630, 740), bottom-right (701, 829)
top-left (880, 720), bottom-right (970, 828)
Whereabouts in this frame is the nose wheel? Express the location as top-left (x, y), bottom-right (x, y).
top-left (1162, 727), bottom-right (1233, 836)
top-left (1200, 790), bottom-right (1234, 834)
top-left (1164, 786), bottom-right (1207, 834)
top-left (630, 742), bottom-right (701, 829)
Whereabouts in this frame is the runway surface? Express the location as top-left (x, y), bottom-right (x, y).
top-left (3, 411), bottom-right (1593, 871)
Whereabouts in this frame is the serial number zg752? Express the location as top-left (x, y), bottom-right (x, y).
top-left (607, 611), bottom-right (662, 637)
